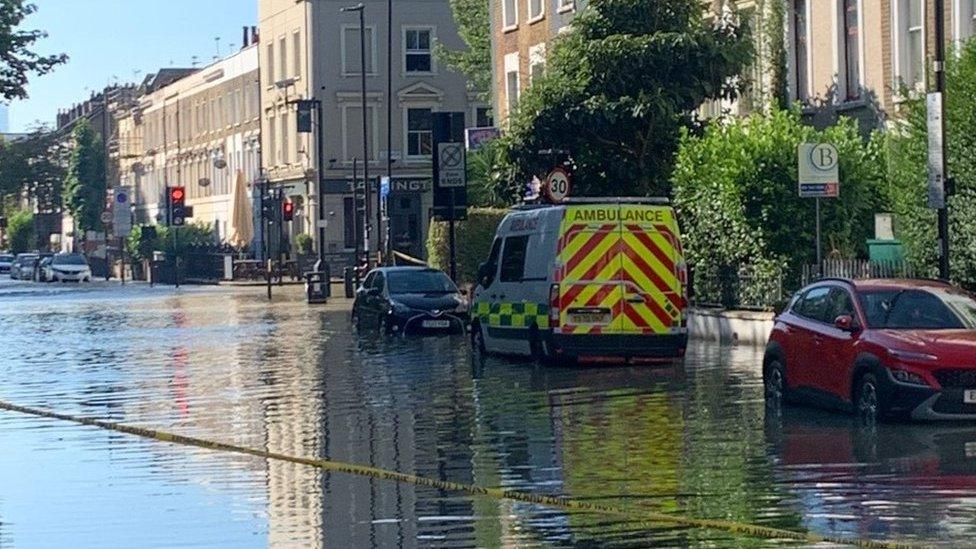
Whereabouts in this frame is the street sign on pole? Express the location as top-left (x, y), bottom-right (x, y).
top-left (544, 167), bottom-right (571, 203)
top-left (927, 92), bottom-right (946, 209)
top-left (437, 142), bottom-right (465, 188)
top-left (113, 186), bottom-right (132, 237)
top-left (100, 211), bottom-right (112, 224)
top-left (798, 143), bottom-right (840, 198)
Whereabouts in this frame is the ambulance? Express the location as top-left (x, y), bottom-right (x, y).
top-left (471, 198), bottom-right (689, 363)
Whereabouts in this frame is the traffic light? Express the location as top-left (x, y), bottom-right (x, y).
top-left (261, 195), bottom-right (278, 220)
top-left (168, 186), bottom-right (186, 226)
top-left (282, 201), bottom-right (294, 222)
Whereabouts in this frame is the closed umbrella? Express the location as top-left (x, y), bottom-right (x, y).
top-left (228, 170), bottom-right (254, 249)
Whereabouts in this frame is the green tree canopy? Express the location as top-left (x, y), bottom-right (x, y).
top-left (500, 0), bottom-right (753, 198)
top-left (62, 119), bottom-right (106, 237)
top-left (435, 0), bottom-right (491, 95)
top-left (887, 40), bottom-right (976, 287)
top-left (0, 127), bottom-right (66, 213)
top-left (0, 0), bottom-right (67, 101)
top-left (6, 209), bottom-right (34, 253)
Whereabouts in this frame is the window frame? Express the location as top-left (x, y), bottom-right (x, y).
top-left (841, 0), bottom-right (862, 101)
top-left (502, 0), bottom-right (519, 31)
top-left (292, 30), bottom-right (302, 80)
top-left (792, 286), bottom-right (833, 323)
top-left (528, 0), bottom-right (544, 22)
top-left (340, 102), bottom-right (380, 162)
top-left (403, 26), bottom-right (436, 75)
top-left (404, 107), bottom-right (434, 159)
top-left (791, 0), bottom-right (810, 102)
top-left (893, 0), bottom-right (926, 93)
top-left (557, 0), bottom-right (575, 14)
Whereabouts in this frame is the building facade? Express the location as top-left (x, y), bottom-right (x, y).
top-left (258, 0), bottom-right (486, 268)
top-left (118, 46), bottom-right (261, 248)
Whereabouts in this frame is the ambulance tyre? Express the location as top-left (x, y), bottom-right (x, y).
top-left (470, 321), bottom-right (487, 356)
top-left (529, 326), bottom-right (556, 366)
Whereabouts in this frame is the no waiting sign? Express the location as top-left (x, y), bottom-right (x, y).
top-left (437, 142), bottom-right (465, 188)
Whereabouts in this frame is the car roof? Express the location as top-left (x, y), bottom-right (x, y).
top-left (808, 277), bottom-right (956, 292)
top-left (371, 266), bottom-right (443, 274)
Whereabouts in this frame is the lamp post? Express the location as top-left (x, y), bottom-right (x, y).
top-left (341, 3), bottom-right (372, 270)
top-left (385, 0), bottom-right (393, 265)
top-left (933, 0), bottom-right (951, 280)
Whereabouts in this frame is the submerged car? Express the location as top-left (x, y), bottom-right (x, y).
top-left (352, 267), bottom-right (468, 335)
top-left (764, 278), bottom-right (976, 422)
top-left (47, 253), bottom-right (92, 282)
top-left (9, 254), bottom-right (38, 280)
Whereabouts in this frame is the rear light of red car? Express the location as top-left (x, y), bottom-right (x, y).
top-left (549, 284), bottom-right (561, 329)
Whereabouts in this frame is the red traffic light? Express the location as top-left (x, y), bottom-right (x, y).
top-left (282, 201), bottom-right (295, 221)
top-left (170, 187), bottom-right (185, 203)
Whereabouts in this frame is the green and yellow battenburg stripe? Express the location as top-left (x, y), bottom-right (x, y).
top-left (475, 301), bottom-right (549, 329)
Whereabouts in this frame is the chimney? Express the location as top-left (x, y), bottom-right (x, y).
top-left (251, 26), bottom-right (259, 44)
top-left (242, 26), bottom-right (249, 48)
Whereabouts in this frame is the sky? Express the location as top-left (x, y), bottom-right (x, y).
top-left (8, 0), bottom-right (257, 133)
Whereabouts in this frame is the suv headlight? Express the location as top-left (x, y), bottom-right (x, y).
top-left (888, 349), bottom-right (939, 363)
top-left (454, 297), bottom-right (469, 313)
top-left (890, 369), bottom-right (929, 386)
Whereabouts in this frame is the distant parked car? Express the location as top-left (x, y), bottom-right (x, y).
top-left (0, 253), bottom-right (13, 274)
top-left (351, 267), bottom-right (468, 335)
top-left (764, 278), bottom-right (976, 422)
top-left (9, 254), bottom-right (38, 280)
top-left (47, 253), bottom-right (92, 283)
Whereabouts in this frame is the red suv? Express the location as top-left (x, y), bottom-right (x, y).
top-left (764, 278), bottom-right (976, 421)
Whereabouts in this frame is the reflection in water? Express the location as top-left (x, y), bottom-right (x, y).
top-left (0, 283), bottom-right (971, 546)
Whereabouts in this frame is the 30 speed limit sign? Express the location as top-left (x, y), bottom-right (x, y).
top-left (544, 167), bottom-right (571, 203)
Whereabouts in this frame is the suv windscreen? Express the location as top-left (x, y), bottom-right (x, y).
top-left (53, 254), bottom-right (87, 266)
top-left (387, 270), bottom-right (457, 295)
top-left (859, 289), bottom-right (976, 329)
top-left (0, 255), bottom-right (13, 262)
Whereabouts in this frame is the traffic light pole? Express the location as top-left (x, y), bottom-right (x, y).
top-left (934, 0), bottom-right (951, 280)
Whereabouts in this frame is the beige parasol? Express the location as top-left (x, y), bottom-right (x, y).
top-left (227, 170), bottom-right (254, 249)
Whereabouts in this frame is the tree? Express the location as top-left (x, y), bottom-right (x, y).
top-left (500, 0), bottom-right (753, 198)
top-left (0, 0), bottom-right (67, 101)
top-left (6, 209), bottom-right (34, 253)
top-left (672, 109), bottom-right (887, 304)
top-left (0, 126), bottom-right (66, 212)
top-left (435, 0), bottom-right (491, 96)
top-left (887, 40), bottom-right (976, 288)
top-left (62, 119), bottom-right (106, 240)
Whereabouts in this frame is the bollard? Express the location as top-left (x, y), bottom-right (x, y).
top-left (344, 266), bottom-right (355, 298)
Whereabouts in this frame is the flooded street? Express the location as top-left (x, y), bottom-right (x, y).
top-left (0, 280), bottom-right (974, 547)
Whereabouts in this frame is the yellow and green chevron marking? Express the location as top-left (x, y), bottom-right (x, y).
top-left (475, 302), bottom-right (549, 329)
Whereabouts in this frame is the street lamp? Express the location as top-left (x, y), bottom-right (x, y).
top-left (341, 3), bottom-right (372, 270)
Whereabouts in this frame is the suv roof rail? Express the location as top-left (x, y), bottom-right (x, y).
top-left (511, 197), bottom-right (671, 210)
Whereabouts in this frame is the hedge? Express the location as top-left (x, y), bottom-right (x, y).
top-left (426, 207), bottom-right (508, 284)
top-left (6, 210), bottom-right (35, 254)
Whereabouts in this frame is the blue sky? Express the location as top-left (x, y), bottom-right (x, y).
top-left (8, 0), bottom-right (257, 132)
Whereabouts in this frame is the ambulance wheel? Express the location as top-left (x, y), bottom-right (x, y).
top-left (529, 326), bottom-right (556, 366)
top-left (470, 322), bottom-right (487, 356)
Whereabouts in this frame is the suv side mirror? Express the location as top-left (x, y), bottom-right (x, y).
top-left (834, 315), bottom-right (859, 332)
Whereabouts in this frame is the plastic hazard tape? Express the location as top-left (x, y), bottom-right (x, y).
top-left (0, 400), bottom-right (925, 549)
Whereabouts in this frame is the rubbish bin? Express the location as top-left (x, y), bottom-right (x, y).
top-left (344, 266), bottom-right (355, 298)
top-left (305, 269), bottom-right (330, 304)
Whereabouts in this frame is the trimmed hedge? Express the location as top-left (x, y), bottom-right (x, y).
top-left (426, 208), bottom-right (508, 284)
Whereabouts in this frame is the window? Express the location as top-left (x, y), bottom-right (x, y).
top-left (793, 286), bottom-right (831, 322)
top-left (506, 71), bottom-right (519, 115)
top-left (343, 197), bottom-right (356, 248)
top-left (406, 108), bottom-right (433, 157)
top-left (404, 28), bottom-right (433, 73)
top-left (503, 0), bottom-right (518, 28)
top-left (342, 104), bottom-right (377, 161)
top-left (372, 272), bottom-right (385, 292)
top-left (278, 36), bottom-right (287, 83)
top-left (342, 26), bottom-right (376, 75)
top-left (265, 42), bottom-right (275, 85)
top-left (558, 0), bottom-right (574, 11)
top-left (267, 111), bottom-right (277, 165)
top-left (826, 288), bottom-right (856, 322)
top-left (897, 0), bottom-right (925, 90)
top-left (280, 110), bottom-right (290, 164)
top-left (500, 236), bottom-right (529, 282)
top-left (529, 0), bottom-right (543, 20)
top-left (292, 31), bottom-right (302, 79)
top-left (843, 0), bottom-right (860, 100)
top-left (529, 43), bottom-right (546, 84)
top-left (793, 0), bottom-right (809, 101)
top-left (476, 107), bottom-right (493, 127)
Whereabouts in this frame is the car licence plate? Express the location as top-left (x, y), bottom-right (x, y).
top-left (422, 319), bottom-right (450, 329)
top-left (570, 313), bottom-right (610, 324)
top-left (965, 390), bottom-right (976, 404)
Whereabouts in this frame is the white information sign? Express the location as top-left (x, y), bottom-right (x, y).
top-left (798, 143), bottom-right (839, 198)
top-left (437, 142), bottom-right (465, 188)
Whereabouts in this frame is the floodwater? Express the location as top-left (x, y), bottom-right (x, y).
top-left (0, 279), bottom-right (973, 547)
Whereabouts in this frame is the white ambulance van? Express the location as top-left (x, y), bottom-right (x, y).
top-left (470, 198), bottom-right (689, 363)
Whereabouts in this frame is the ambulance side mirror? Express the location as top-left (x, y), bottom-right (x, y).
top-left (477, 262), bottom-right (495, 289)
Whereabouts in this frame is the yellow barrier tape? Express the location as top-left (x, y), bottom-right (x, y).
top-left (0, 400), bottom-right (925, 549)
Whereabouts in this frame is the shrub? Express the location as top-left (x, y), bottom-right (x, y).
top-left (672, 108), bottom-right (887, 301)
top-left (125, 223), bottom-right (216, 263)
top-left (426, 208), bottom-right (508, 284)
top-left (295, 233), bottom-right (314, 255)
top-left (6, 210), bottom-right (35, 253)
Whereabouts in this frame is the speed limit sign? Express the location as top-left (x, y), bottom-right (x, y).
top-left (544, 167), bottom-right (571, 203)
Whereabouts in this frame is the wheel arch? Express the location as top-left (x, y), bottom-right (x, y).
top-left (851, 352), bottom-right (884, 402)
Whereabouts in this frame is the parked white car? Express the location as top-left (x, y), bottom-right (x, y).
top-left (47, 253), bottom-right (92, 282)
